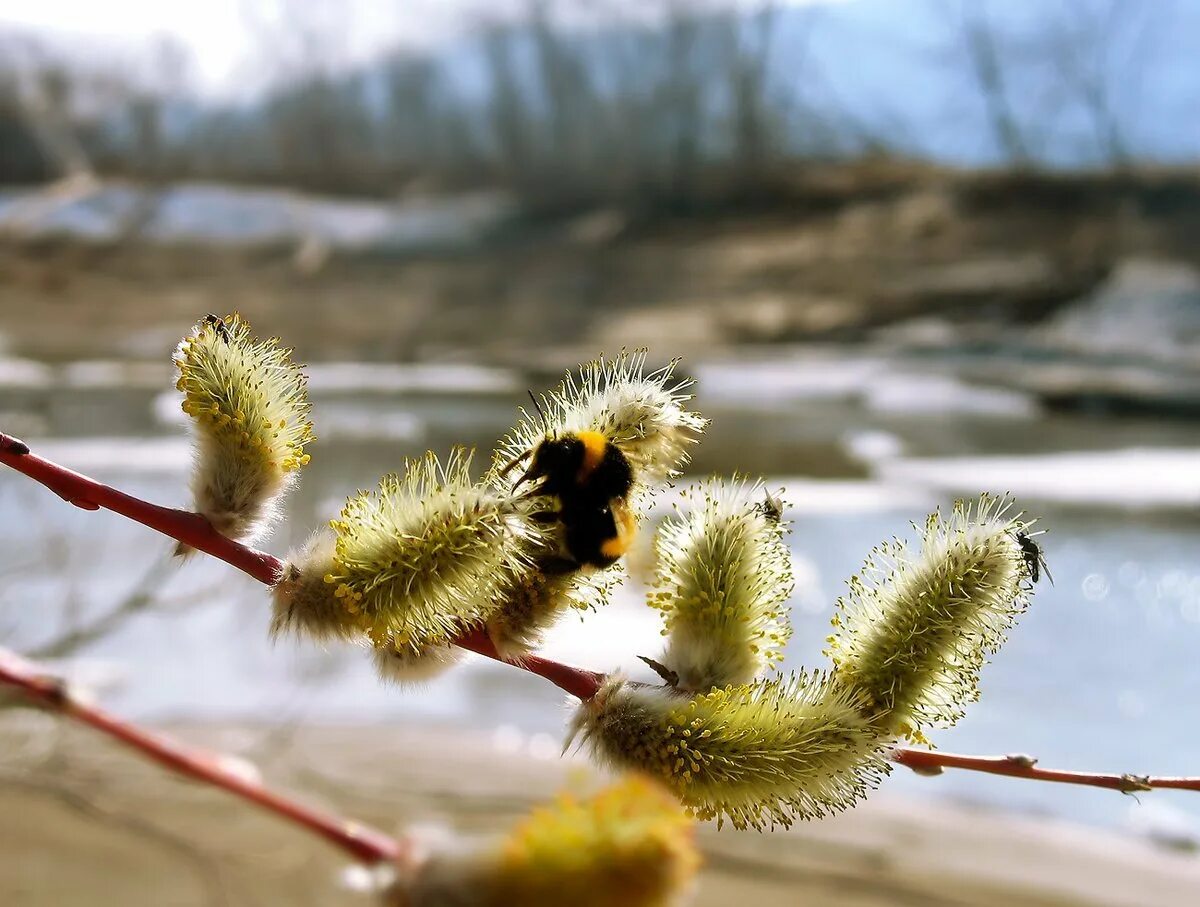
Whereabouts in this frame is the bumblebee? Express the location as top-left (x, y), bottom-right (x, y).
top-left (504, 429), bottom-right (636, 569)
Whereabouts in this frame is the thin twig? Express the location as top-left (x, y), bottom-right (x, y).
top-left (30, 556), bottom-right (176, 659)
top-left (0, 647), bottom-right (405, 865)
top-left (891, 748), bottom-right (1200, 794)
top-left (4, 430), bottom-right (1198, 796)
top-left (454, 626), bottom-right (604, 701)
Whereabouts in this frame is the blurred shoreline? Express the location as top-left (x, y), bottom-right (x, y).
top-left (5, 165), bottom-right (1200, 418)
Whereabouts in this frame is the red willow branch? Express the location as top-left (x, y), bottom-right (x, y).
top-left (4, 430), bottom-right (1198, 796)
top-left (0, 647), bottom-right (405, 865)
top-left (0, 431), bottom-right (603, 700)
top-left (0, 433), bottom-right (282, 584)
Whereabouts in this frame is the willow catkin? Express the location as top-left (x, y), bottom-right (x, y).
top-left (174, 313), bottom-right (313, 547)
top-left (571, 673), bottom-right (889, 831)
top-left (826, 494), bottom-right (1035, 738)
top-left (650, 478), bottom-right (793, 690)
top-left (271, 450), bottom-right (543, 649)
top-left (481, 351), bottom-right (706, 650)
top-left (391, 775), bottom-right (698, 907)
top-left (489, 350), bottom-right (706, 491)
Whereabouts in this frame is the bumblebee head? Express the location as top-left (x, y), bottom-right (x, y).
top-left (515, 435), bottom-right (585, 492)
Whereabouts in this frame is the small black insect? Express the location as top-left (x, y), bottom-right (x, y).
top-left (205, 313), bottom-right (230, 342)
top-left (1015, 530), bottom-right (1052, 585)
top-left (757, 489), bottom-right (785, 523)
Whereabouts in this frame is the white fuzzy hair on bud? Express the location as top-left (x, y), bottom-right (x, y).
top-left (570, 673), bottom-right (889, 831)
top-left (371, 636), bottom-right (463, 684)
top-left (826, 493), bottom-right (1035, 739)
top-left (270, 531), bottom-right (344, 640)
top-left (174, 313), bottom-right (313, 548)
top-left (650, 478), bottom-right (793, 690)
top-left (491, 350), bottom-right (706, 488)
top-left (271, 450), bottom-right (544, 647)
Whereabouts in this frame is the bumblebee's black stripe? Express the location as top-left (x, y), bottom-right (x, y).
top-left (561, 500), bottom-right (623, 568)
top-left (588, 442), bottom-right (634, 500)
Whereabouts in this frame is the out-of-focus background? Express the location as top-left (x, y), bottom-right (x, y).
top-left (3, 1), bottom-right (1200, 904)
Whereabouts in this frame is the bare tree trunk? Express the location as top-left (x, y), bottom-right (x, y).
top-left (960, 1), bottom-right (1031, 165)
top-left (728, 3), bottom-right (779, 186)
top-left (482, 23), bottom-right (531, 186)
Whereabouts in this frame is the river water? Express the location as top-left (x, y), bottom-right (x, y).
top-left (2, 351), bottom-right (1199, 839)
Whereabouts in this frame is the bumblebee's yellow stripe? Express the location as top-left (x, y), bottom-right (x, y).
top-left (576, 430), bottom-right (608, 482)
top-left (600, 505), bottom-right (637, 559)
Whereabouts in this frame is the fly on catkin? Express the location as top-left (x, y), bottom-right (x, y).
top-left (825, 494), bottom-right (1036, 740)
top-left (570, 673), bottom-right (889, 831)
top-left (174, 314), bottom-right (313, 549)
top-left (389, 775), bottom-right (698, 907)
top-left (271, 449), bottom-right (544, 656)
top-left (650, 478), bottom-right (793, 690)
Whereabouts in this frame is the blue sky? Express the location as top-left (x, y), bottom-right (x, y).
top-left (0, 0), bottom-right (847, 95)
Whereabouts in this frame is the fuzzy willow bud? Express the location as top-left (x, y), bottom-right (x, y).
top-left (391, 776), bottom-right (698, 907)
top-left (271, 450), bottom-right (542, 646)
top-left (491, 350), bottom-right (706, 489)
top-left (826, 494), bottom-right (1034, 738)
top-left (571, 674), bottom-right (889, 831)
top-left (486, 556), bottom-right (618, 660)
top-left (650, 479), bottom-right (792, 689)
top-left (174, 313), bottom-right (313, 546)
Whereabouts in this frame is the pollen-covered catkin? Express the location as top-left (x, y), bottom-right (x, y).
top-left (826, 494), bottom-right (1034, 738)
top-left (391, 775), bottom-right (698, 907)
top-left (571, 673), bottom-right (889, 830)
top-left (650, 479), bottom-right (793, 689)
top-left (174, 314), bottom-right (313, 547)
top-left (491, 351), bottom-right (706, 489)
top-left (485, 557), bottom-right (618, 660)
top-left (271, 450), bottom-right (544, 646)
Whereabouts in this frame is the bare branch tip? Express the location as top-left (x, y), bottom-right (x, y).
top-left (0, 433), bottom-right (30, 455)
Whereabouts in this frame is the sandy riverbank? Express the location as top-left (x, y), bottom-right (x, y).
top-left (2, 720), bottom-right (1198, 906)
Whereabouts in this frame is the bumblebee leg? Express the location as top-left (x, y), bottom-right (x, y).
top-left (538, 555), bottom-right (582, 575)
